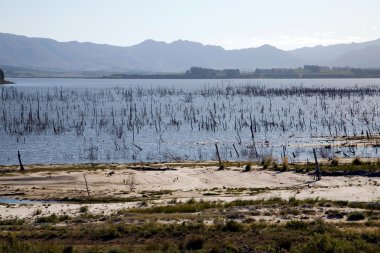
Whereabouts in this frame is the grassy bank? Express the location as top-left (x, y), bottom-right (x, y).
top-left (0, 219), bottom-right (379, 253)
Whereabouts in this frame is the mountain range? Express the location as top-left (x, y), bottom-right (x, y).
top-left (1, 32), bottom-right (380, 73)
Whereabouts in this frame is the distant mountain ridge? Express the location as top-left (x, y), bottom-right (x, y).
top-left (1, 33), bottom-right (380, 73)
top-left (288, 38), bottom-right (380, 66)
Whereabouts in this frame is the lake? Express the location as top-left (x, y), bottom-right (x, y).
top-left (2, 78), bottom-right (380, 165)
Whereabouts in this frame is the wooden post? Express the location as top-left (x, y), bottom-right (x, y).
top-left (313, 148), bottom-right (321, 181)
top-left (17, 150), bottom-right (25, 171)
top-left (83, 174), bottom-right (91, 198)
top-left (215, 143), bottom-right (223, 170)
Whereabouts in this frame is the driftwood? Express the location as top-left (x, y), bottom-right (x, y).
top-left (128, 167), bottom-right (176, 171)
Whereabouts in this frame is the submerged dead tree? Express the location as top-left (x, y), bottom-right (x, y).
top-left (17, 150), bottom-right (25, 171)
top-left (215, 143), bottom-right (224, 170)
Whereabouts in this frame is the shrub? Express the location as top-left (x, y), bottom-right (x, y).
top-left (273, 161), bottom-right (279, 170)
top-left (352, 157), bottom-right (363, 165)
top-left (223, 220), bottom-right (243, 232)
top-left (262, 156), bottom-right (274, 170)
top-left (288, 196), bottom-right (301, 206)
top-left (347, 211), bottom-right (365, 221)
top-left (162, 242), bottom-right (180, 253)
top-left (299, 233), bottom-right (365, 253)
top-left (281, 156), bottom-right (289, 171)
top-left (33, 208), bottom-right (42, 216)
top-left (63, 246), bottom-right (74, 253)
top-left (36, 214), bottom-right (58, 223)
top-left (35, 214), bottom-right (70, 223)
top-left (285, 220), bottom-right (307, 230)
top-left (79, 206), bottom-right (89, 213)
top-left (184, 234), bottom-right (204, 250)
top-left (186, 198), bottom-right (196, 204)
top-left (244, 162), bottom-right (252, 172)
top-left (330, 157), bottom-right (339, 166)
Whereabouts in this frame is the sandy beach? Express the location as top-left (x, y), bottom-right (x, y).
top-left (0, 162), bottom-right (378, 222)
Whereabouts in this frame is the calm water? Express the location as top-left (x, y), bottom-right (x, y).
top-left (2, 78), bottom-right (380, 165)
top-left (0, 197), bottom-right (54, 204)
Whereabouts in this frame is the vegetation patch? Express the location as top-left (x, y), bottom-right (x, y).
top-left (347, 211), bottom-right (366, 221)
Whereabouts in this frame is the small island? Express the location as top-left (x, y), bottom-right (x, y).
top-left (0, 68), bottom-right (14, 84)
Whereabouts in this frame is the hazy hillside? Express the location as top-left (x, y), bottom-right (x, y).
top-left (334, 45), bottom-right (380, 67)
top-left (288, 38), bottom-right (380, 65)
top-left (1, 33), bottom-right (380, 73)
top-left (0, 33), bottom-right (301, 72)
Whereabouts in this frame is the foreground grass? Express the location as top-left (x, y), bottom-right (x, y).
top-left (0, 198), bottom-right (379, 252)
top-left (0, 219), bottom-right (378, 253)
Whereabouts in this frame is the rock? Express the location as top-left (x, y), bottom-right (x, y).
top-left (0, 68), bottom-right (14, 84)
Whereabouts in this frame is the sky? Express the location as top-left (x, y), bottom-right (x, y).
top-left (1, 0), bottom-right (380, 50)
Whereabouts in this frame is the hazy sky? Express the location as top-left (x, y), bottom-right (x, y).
top-left (1, 0), bottom-right (380, 50)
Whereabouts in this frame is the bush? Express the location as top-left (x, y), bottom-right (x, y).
top-left (244, 162), bottom-right (252, 172)
top-left (162, 242), bottom-right (180, 253)
top-left (288, 196), bottom-right (301, 206)
top-left (63, 246), bottom-right (74, 253)
top-left (36, 214), bottom-right (70, 223)
top-left (262, 156), bottom-right (274, 170)
top-left (79, 206), bottom-right (89, 213)
top-left (33, 208), bottom-right (42, 216)
top-left (223, 220), bottom-right (243, 232)
top-left (300, 234), bottom-right (357, 253)
top-left (281, 156), bottom-right (289, 171)
top-left (285, 220), bottom-right (307, 230)
top-left (347, 211), bottom-right (365, 221)
top-left (184, 234), bottom-right (204, 250)
top-left (330, 157), bottom-right (339, 166)
top-left (352, 157), bottom-right (363, 165)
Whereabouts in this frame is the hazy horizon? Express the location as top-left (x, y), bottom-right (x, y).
top-left (2, 0), bottom-right (380, 50)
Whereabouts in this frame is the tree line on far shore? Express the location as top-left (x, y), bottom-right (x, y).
top-left (104, 65), bottom-right (380, 79)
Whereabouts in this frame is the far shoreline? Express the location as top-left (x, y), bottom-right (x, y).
top-left (7, 76), bottom-right (380, 80)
